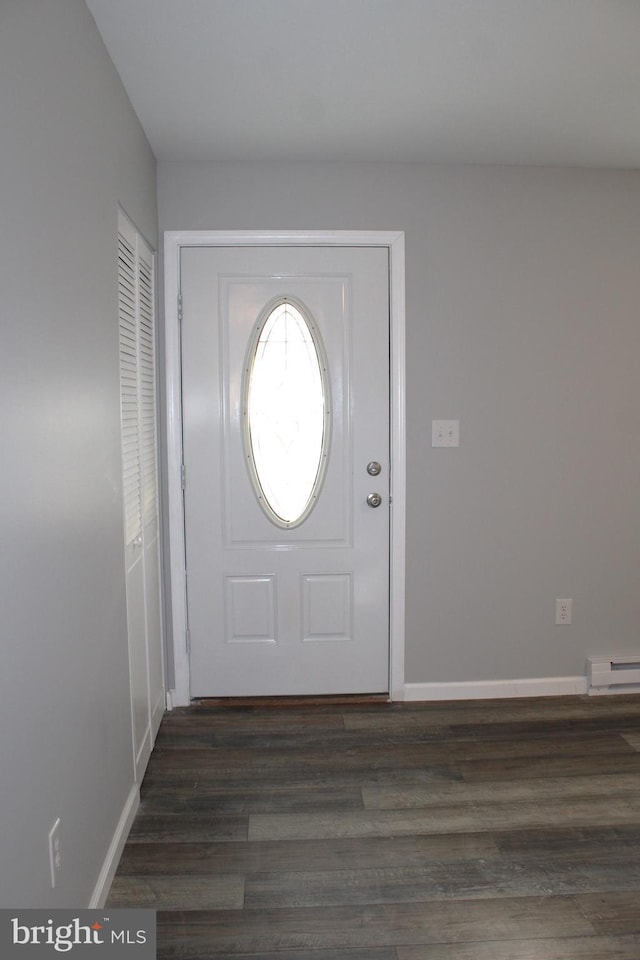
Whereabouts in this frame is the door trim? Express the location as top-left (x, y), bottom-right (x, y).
top-left (164, 230), bottom-right (406, 705)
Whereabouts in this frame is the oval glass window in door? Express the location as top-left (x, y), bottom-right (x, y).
top-left (242, 296), bottom-right (331, 528)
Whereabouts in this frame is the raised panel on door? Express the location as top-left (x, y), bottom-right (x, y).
top-left (124, 545), bottom-right (152, 780)
top-left (144, 525), bottom-right (165, 737)
top-left (181, 246), bottom-right (390, 697)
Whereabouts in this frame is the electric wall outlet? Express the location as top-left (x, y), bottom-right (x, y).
top-left (432, 420), bottom-right (460, 447)
top-left (48, 818), bottom-right (61, 888)
top-left (555, 599), bottom-right (573, 625)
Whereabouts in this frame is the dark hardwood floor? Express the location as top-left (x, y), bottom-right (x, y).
top-left (107, 694), bottom-right (640, 958)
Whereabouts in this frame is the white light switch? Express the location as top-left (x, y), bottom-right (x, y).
top-left (432, 420), bottom-right (460, 447)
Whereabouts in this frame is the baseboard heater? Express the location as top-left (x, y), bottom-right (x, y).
top-left (587, 656), bottom-right (640, 695)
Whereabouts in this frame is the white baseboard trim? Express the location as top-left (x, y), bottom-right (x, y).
top-left (89, 784), bottom-right (140, 908)
top-left (402, 675), bottom-right (588, 701)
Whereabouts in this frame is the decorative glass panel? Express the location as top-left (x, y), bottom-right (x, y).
top-left (243, 297), bottom-right (330, 527)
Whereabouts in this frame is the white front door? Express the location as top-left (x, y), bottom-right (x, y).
top-left (180, 245), bottom-right (390, 697)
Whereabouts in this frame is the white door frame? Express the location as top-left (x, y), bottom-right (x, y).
top-left (164, 230), bottom-right (406, 706)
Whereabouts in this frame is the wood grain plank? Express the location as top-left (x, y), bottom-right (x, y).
top-left (107, 874), bottom-right (244, 909)
top-left (493, 824), bottom-right (640, 859)
top-left (244, 851), bottom-right (640, 909)
top-left (155, 897), bottom-right (593, 952)
top-left (442, 733), bottom-right (636, 760)
top-left (247, 750), bottom-right (461, 776)
top-left (622, 732), bottom-right (640, 751)
top-left (243, 862), bottom-right (553, 909)
top-left (127, 812), bottom-right (248, 843)
top-left (246, 735), bottom-right (637, 773)
top-left (143, 742), bottom-right (250, 762)
top-left (149, 731), bottom-right (638, 768)
top-left (138, 782), bottom-right (365, 814)
top-left (577, 891), bottom-right (640, 935)
top-left (162, 710), bottom-right (347, 729)
top-left (115, 834), bottom-right (499, 877)
top-left (156, 726), bottom-right (393, 752)
top-left (343, 696), bottom-right (640, 730)
top-left (363, 772), bottom-right (640, 810)
top-left (457, 752), bottom-right (640, 781)
top-left (158, 951), bottom-right (398, 960)
top-left (396, 934), bottom-right (640, 959)
top-left (143, 752), bottom-right (462, 788)
top-left (248, 794), bottom-right (640, 841)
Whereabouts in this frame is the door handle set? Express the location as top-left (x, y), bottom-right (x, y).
top-left (366, 461), bottom-right (384, 507)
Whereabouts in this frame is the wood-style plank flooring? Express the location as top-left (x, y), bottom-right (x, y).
top-left (107, 694), bottom-right (640, 958)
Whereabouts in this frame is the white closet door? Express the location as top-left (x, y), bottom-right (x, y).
top-left (118, 210), bottom-right (164, 783)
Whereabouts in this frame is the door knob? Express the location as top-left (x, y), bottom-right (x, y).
top-left (366, 492), bottom-right (382, 508)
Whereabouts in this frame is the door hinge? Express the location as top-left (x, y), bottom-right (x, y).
top-left (185, 627), bottom-right (191, 654)
top-left (181, 462), bottom-right (186, 490)
top-left (177, 291), bottom-right (183, 324)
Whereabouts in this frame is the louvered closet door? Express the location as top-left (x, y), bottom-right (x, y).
top-left (118, 210), bottom-right (164, 783)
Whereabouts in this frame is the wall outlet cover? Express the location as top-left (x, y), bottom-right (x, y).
top-left (48, 818), bottom-right (61, 888)
top-left (555, 599), bottom-right (573, 625)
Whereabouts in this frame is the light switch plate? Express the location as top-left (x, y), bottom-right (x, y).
top-left (432, 420), bottom-right (460, 447)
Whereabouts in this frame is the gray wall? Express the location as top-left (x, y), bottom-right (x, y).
top-left (0, 0), bottom-right (157, 905)
top-left (159, 160), bottom-right (640, 686)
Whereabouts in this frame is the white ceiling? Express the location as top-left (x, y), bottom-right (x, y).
top-left (85, 0), bottom-right (640, 167)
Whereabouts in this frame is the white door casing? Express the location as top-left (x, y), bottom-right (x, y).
top-left (164, 231), bottom-right (406, 704)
